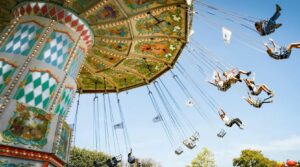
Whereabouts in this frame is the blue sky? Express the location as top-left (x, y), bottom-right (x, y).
top-left (67, 0), bottom-right (300, 166)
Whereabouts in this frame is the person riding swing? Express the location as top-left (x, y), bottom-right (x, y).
top-left (209, 69), bottom-right (251, 91)
top-left (218, 109), bottom-right (245, 130)
top-left (255, 4), bottom-right (282, 36)
top-left (244, 92), bottom-right (273, 108)
top-left (264, 39), bottom-right (300, 60)
top-left (244, 78), bottom-right (274, 96)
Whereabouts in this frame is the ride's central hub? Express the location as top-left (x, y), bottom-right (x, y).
top-left (0, 0), bottom-right (192, 166)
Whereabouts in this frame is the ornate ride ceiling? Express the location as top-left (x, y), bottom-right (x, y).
top-left (0, 0), bottom-right (193, 93)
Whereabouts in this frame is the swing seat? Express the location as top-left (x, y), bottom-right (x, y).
top-left (183, 139), bottom-right (196, 149)
top-left (190, 132), bottom-right (200, 142)
top-left (112, 154), bottom-right (122, 163)
top-left (217, 129), bottom-right (226, 138)
top-left (175, 147), bottom-right (183, 155)
top-left (128, 156), bottom-right (136, 164)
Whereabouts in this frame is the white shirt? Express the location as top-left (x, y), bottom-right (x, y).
top-left (222, 115), bottom-right (231, 125)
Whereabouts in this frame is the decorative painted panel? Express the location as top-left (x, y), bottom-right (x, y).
top-left (103, 69), bottom-right (144, 88)
top-left (67, 48), bottom-right (84, 79)
top-left (135, 8), bottom-right (184, 36)
top-left (55, 122), bottom-right (72, 161)
top-left (37, 31), bottom-right (74, 69)
top-left (93, 24), bottom-right (130, 38)
top-left (93, 40), bottom-right (130, 54)
top-left (1, 103), bottom-right (53, 148)
top-left (84, 2), bottom-right (123, 24)
top-left (134, 40), bottom-right (182, 61)
top-left (0, 59), bottom-right (17, 94)
top-left (0, 22), bottom-right (43, 56)
top-left (54, 87), bottom-right (75, 117)
top-left (14, 70), bottom-right (58, 110)
top-left (121, 58), bottom-right (165, 77)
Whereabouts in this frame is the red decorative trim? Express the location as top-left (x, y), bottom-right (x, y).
top-left (0, 145), bottom-right (65, 167)
top-left (0, 58), bottom-right (19, 68)
top-left (13, 2), bottom-right (94, 48)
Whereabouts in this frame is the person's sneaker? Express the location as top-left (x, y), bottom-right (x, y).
top-left (275, 23), bottom-right (282, 29)
top-left (246, 71), bottom-right (252, 76)
top-left (276, 4), bottom-right (281, 12)
top-left (268, 91), bottom-right (275, 97)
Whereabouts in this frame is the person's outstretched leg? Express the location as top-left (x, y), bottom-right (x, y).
top-left (287, 43), bottom-right (300, 52)
top-left (261, 84), bottom-right (273, 94)
top-left (231, 119), bottom-right (243, 127)
top-left (270, 4), bottom-right (281, 22)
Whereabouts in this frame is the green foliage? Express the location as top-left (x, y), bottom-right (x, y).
top-left (139, 158), bottom-right (161, 167)
top-left (69, 147), bottom-right (111, 167)
top-left (233, 149), bottom-right (278, 167)
top-left (187, 147), bottom-right (216, 167)
top-left (69, 147), bottom-right (161, 167)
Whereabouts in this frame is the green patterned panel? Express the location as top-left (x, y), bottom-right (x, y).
top-left (37, 31), bottom-right (74, 70)
top-left (54, 87), bottom-right (75, 117)
top-left (67, 48), bottom-right (84, 79)
top-left (1, 103), bottom-right (53, 148)
top-left (0, 59), bottom-right (17, 94)
top-left (14, 70), bottom-right (58, 110)
top-left (0, 22), bottom-right (43, 56)
top-left (0, 160), bottom-right (34, 167)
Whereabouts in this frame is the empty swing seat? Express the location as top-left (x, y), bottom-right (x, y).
top-left (183, 139), bottom-right (196, 149)
top-left (190, 132), bottom-right (200, 142)
top-left (175, 147), bottom-right (183, 155)
top-left (217, 129), bottom-right (226, 138)
top-left (112, 154), bottom-right (122, 164)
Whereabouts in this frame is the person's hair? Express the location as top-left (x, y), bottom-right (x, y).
top-left (255, 22), bottom-right (262, 31)
top-left (266, 48), bottom-right (273, 56)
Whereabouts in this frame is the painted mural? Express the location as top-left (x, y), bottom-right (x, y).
top-left (37, 31), bottom-right (74, 70)
top-left (103, 69), bottom-right (143, 87)
top-left (93, 40), bottom-right (129, 54)
top-left (93, 24), bottom-right (130, 38)
top-left (54, 87), bottom-right (75, 118)
top-left (134, 40), bottom-right (181, 61)
top-left (55, 122), bottom-right (72, 161)
top-left (14, 70), bottom-right (58, 110)
top-left (135, 8), bottom-right (183, 36)
top-left (0, 59), bottom-right (17, 94)
top-left (121, 58), bottom-right (165, 77)
top-left (68, 0), bottom-right (99, 14)
top-left (0, 22), bottom-right (43, 56)
top-left (123, 0), bottom-right (165, 9)
top-left (0, 160), bottom-right (34, 167)
top-left (85, 2), bottom-right (122, 24)
top-left (1, 103), bottom-right (52, 148)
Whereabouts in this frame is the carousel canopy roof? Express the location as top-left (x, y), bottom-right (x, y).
top-left (0, 0), bottom-right (193, 93)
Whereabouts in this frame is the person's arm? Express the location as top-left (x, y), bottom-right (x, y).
top-left (269, 38), bottom-right (276, 48)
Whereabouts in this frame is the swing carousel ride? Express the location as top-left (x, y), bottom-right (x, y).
top-left (0, 0), bottom-right (196, 166)
top-left (0, 0), bottom-right (283, 166)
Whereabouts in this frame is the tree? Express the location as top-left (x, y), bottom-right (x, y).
top-left (138, 158), bottom-right (161, 167)
top-left (233, 149), bottom-right (277, 167)
top-left (68, 147), bottom-right (111, 167)
top-left (187, 147), bottom-right (216, 167)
